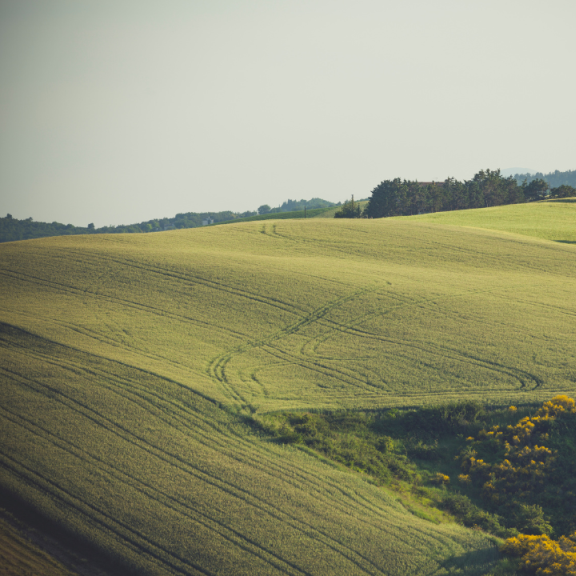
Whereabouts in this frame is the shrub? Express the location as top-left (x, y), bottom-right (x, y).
top-left (501, 532), bottom-right (576, 575)
top-left (334, 199), bottom-right (361, 218)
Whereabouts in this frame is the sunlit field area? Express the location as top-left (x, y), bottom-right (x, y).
top-left (406, 198), bottom-right (576, 244)
top-left (1, 202), bottom-right (575, 575)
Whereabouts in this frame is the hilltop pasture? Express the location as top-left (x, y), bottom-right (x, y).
top-left (1, 205), bottom-right (576, 575)
top-left (405, 198), bottom-right (576, 244)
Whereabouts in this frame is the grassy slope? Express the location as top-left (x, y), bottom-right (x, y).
top-left (1, 205), bottom-right (576, 575)
top-left (403, 198), bottom-right (576, 244)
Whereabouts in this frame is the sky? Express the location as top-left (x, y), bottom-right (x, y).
top-left (1, 0), bottom-right (575, 227)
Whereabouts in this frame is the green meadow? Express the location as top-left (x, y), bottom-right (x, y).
top-left (405, 198), bottom-right (576, 244)
top-left (1, 201), bottom-right (576, 575)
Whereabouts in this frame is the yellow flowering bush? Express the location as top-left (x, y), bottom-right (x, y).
top-left (434, 472), bottom-right (450, 485)
top-left (502, 532), bottom-right (576, 575)
top-left (460, 396), bottom-right (576, 500)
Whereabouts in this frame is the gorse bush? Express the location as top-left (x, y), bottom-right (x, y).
top-left (502, 532), bottom-right (576, 575)
top-left (460, 396), bottom-right (576, 536)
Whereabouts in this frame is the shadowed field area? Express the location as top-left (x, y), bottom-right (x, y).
top-left (0, 513), bottom-right (79, 576)
top-left (1, 206), bottom-right (575, 575)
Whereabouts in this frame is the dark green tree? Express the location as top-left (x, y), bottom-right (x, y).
top-left (364, 179), bottom-right (408, 218)
top-left (335, 197), bottom-right (361, 218)
top-left (523, 178), bottom-right (550, 202)
top-left (472, 169), bottom-right (515, 207)
top-left (512, 504), bottom-right (553, 536)
top-left (364, 170), bottom-right (526, 219)
top-left (551, 184), bottom-right (576, 198)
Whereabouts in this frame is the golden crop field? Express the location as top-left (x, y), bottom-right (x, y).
top-left (1, 202), bottom-right (575, 575)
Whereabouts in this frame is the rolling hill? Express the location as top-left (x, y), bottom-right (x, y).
top-left (1, 201), bottom-right (576, 575)
top-left (404, 198), bottom-right (576, 244)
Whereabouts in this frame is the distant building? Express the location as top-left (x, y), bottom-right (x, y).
top-left (202, 218), bottom-right (214, 226)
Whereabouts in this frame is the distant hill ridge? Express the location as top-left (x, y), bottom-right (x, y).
top-left (0, 197), bottom-right (336, 243)
top-left (511, 168), bottom-right (576, 188)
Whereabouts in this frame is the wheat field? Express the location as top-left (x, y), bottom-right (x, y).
top-left (1, 203), bottom-right (575, 575)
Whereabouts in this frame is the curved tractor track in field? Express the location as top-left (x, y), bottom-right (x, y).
top-left (206, 284), bottom-right (384, 407)
top-left (297, 287), bottom-right (542, 394)
top-left (207, 279), bottom-right (541, 408)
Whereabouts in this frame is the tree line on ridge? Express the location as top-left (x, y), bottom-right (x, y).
top-left (336, 169), bottom-right (576, 219)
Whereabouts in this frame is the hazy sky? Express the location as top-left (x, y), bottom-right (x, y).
top-left (1, 0), bottom-right (575, 226)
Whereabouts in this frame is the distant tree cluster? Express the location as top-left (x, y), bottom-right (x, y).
top-left (258, 198), bottom-right (336, 215)
top-left (0, 211), bottom-right (253, 243)
top-left (355, 169), bottom-right (576, 219)
top-left (0, 214), bottom-right (92, 243)
top-left (512, 168), bottom-right (576, 189)
top-left (0, 197), bottom-right (336, 243)
top-left (334, 197), bottom-right (361, 218)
